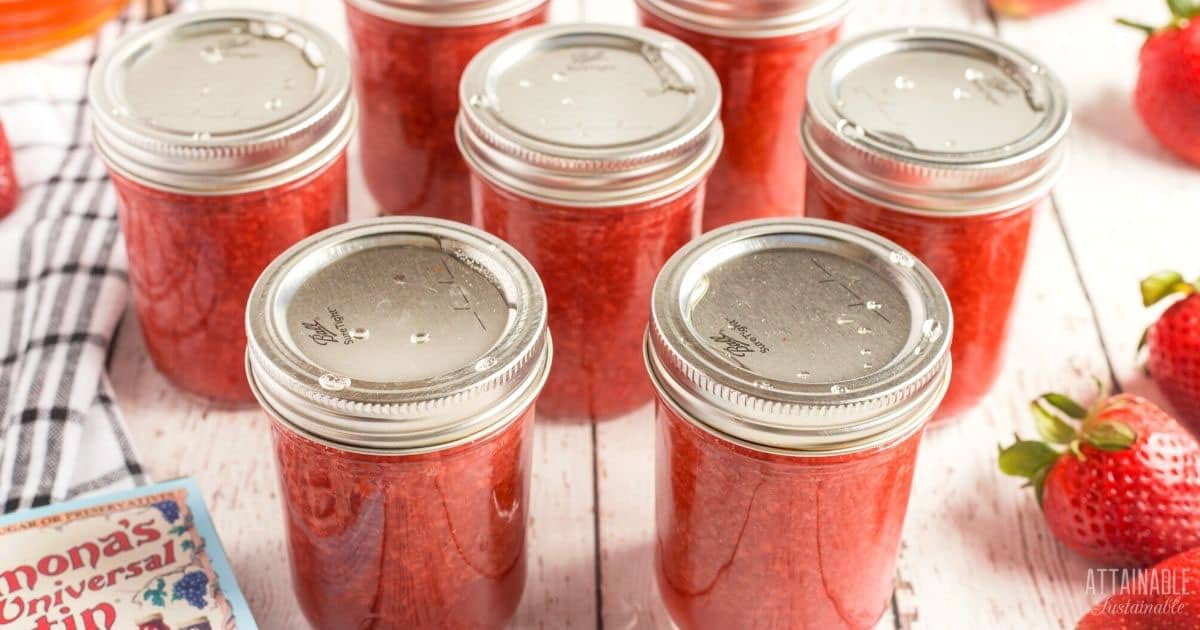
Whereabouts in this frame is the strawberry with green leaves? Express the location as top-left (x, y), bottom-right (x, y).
top-left (999, 389), bottom-right (1200, 567)
top-left (1141, 271), bottom-right (1200, 435)
top-left (1078, 547), bottom-right (1200, 629)
top-left (1119, 0), bottom-right (1200, 166)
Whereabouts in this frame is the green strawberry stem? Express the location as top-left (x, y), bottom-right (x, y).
top-left (1116, 18), bottom-right (1156, 35)
top-left (1118, 0), bottom-right (1200, 36)
top-left (1167, 0), bottom-right (1200, 21)
top-left (998, 387), bottom-right (1137, 507)
top-left (1138, 270), bottom-right (1197, 354)
top-left (1141, 270), bottom-right (1196, 307)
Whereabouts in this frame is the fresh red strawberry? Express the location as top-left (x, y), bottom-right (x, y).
top-left (1077, 547), bottom-right (1200, 629)
top-left (999, 388), bottom-right (1200, 567)
top-left (1140, 271), bottom-right (1200, 436)
top-left (988, 0), bottom-right (1079, 19)
top-left (1119, 3), bottom-right (1200, 166)
top-left (0, 119), bottom-right (17, 218)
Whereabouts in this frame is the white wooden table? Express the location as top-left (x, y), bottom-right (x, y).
top-left (107, 0), bottom-right (1200, 628)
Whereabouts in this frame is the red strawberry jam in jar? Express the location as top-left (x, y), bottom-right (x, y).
top-left (343, 0), bottom-right (549, 221)
top-left (458, 24), bottom-right (723, 421)
top-left (245, 217), bottom-right (550, 630)
top-left (646, 218), bottom-right (952, 630)
top-left (636, 0), bottom-right (850, 231)
top-left (802, 28), bottom-right (1070, 422)
top-left (90, 10), bottom-right (355, 403)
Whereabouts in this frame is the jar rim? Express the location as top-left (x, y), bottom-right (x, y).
top-left (456, 23), bottom-right (724, 207)
top-left (646, 334), bottom-right (951, 457)
top-left (802, 120), bottom-right (1065, 217)
top-left (345, 0), bottom-right (548, 27)
top-left (249, 342), bottom-right (550, 455)
top-left (636, 0), bottom-right (852, 39)
top-left (645, 218), bottom-right (953, 454)
top-left (801, 27), bottom-right (1071, 216)
top-left (89, 9), bottom-right (355, 195)
top-left (245, 218), bottom-right (552, 454)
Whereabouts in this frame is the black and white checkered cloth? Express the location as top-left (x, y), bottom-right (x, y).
top-left (0, 0), bottom-right (179, 513)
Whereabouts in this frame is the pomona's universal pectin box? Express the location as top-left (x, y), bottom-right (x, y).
top-left (0, 478), bottom-right (256, 630)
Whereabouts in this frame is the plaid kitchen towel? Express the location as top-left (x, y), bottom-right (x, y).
top-left (0, 0), bottom-right (179, 513)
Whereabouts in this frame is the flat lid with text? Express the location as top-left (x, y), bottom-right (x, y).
top-left (647, 218), bottom-right (952, 454)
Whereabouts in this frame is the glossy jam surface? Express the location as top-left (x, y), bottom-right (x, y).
top-left (0, 0), bottom-right (127, 60)
top-left (111, 155), bottom-right (348, 403)
top-left (805, 168), bottom-right (1035, 421)
top-left (272, 407), bottom-right (535, 630)
top-left (655, 399), bottom-right (924, 630)
top-left (639, 11), bottom-right (839, 231)
top-left (344, 3), bottom-right (548, 222)
top-left (473, 177), bottom-right (703, 421)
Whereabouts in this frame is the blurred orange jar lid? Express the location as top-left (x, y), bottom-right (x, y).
top-left (0, 0), bottom-right (129, 61)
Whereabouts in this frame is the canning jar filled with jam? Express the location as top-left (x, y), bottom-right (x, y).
top-left (343, 0), bottom-right (548, 221)
top-left (646, 218), bottom-right (952, 630)
top-left (90, 10), bottom-right (355, 403)
top-left (636, 0), bottom-right (850, 231)
top-left (0, 0), bottom-right (128, 61)
top-left (802, 28), bottom-right (1070, 422)
top-left (458, 24), bottom-right (723, 422)
top-left (246, 218), bottom-right (551, 630)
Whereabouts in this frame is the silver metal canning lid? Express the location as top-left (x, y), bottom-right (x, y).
top-left (636, 0), bottom-right (852, 38)
top-left (456, 23), bottom-right (724, 207)
top-left (89, 10), bottom-right (355, 195)
top-left (345, 0), bottom-right (547, 27)
top-left (245, 218), bottom-right (551, 454)
top-left (646, 218), bottom-right (952, 454)
top-left (802, 28), bottom-right (1071, 216)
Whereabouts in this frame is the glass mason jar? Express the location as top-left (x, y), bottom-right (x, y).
top-left (0, 0), bottom-right (128, 61)
top-left (802, 28), bottom-right (1070, 422)
top-left (90, 11), bottom-right (355, 403)
top-left (636, 0), bottom-right (849, 232)
top-left (343, 0), bottom-right (549, 222)
top-left (458, 24), bottom-right (723, 421)
top-left (246, 218), bottom-right (551, 630)
top-left (646, 218), bottom-right (952, 630)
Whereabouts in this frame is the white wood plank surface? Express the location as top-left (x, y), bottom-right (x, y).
top-left (100, 1), bottom-right (1200, 629)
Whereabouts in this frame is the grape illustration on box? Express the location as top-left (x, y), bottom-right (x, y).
top-left (0, 479), bottom-right (256, 630)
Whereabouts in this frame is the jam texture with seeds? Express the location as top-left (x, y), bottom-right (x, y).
top-left (655, 399), bottom-right (924, 629)
top-left (805, 167), bottom-right (1035, 421)
top-left (272, 407), bottom-right (534, 630)
top-left (472, 176), bottom-right (703, 421)
top-left (344, 2), bottom-right (548, 222)
top-left (111, 155), bottom-right (348, 402)
top-left (639, 11), bottom-right (840, 231)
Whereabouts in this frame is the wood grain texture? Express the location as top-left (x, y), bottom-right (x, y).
top-left (104, 0), bottom-right (1200, 629)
